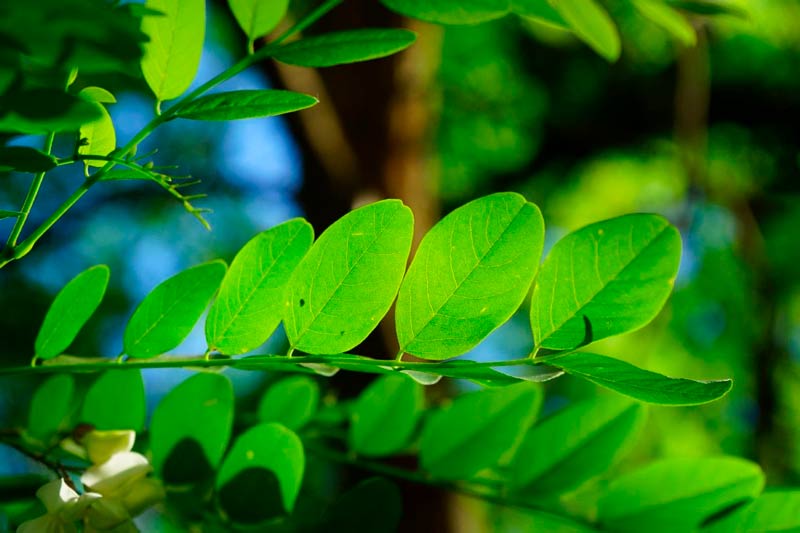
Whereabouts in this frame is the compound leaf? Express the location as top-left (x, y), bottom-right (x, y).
top-left (273, 29), bottom-right (417, 68)
top-left (78, 87), bottom-right (116, 168)
top-left (175, 90), bottom-right (318, 121)
top-left (380, 0), bottom-right (510, 24)
top-left (80, 370), bottom-right (146, 431)
top-left (27, 375), bottom-right (74, 443)
top-left (228, 0), bottom-right (289, 41)
top-left (257, 375), bottom-right (320, 431)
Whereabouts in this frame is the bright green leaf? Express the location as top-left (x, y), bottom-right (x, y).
top-left (508, 396), bottom-right (646, 494)
top-left (544, 352), bottom-right (732, 405)
top-left (124, 260), bottom-right (227, 359)
top-left (27, 375), bottom-right (74, 443)
top-left (78, 87), bottom-right (116, 168)
top-left (351, 374), bottom-right (424, 457)
top-left (80, 370), bottom-right (146, 431)
top-left (420, 382), bottom-right (542, 480)
top-left (273, 29), bottom-right (417, 68)
top-left (35, 265), bottom-right (110, 360)
top-left (229, 0), bottom-right (289, 41)
top-left (150, 373), bottom-right (234, 478)
top-left (285, 199), bottom-right (414, 354)
top-left (531, 214), bottom-right (681, 350)
top-left (257, 375), bottom-right (320, 431)
top-left (512, 0), bottom-right (570, 31)
top-left (381, 0), bottom-right (510, 24)
top-left (633, 0), bottom-right (697, 46)
top-left (703, 491), bottom-right (800, 533)
top-left (667, 0), bottom-right (749, 18)
top-left (551, 0), bottom-right (621, 61)
top-left (598, 456), bottom-right (765, 532)
top-left (174, 90), bottom-right (318, 121)
top-left (396, 192), bottom-right (544, 360)
top-left (79, 87), bottom-right (117, 104)
top-left (207, 219), bottom-right (313, 355)
top-left (0, 146), bottom-right (57, 173)
top-left (216, 423), bottom-right (304, 517)
top-left (141, 0), bottom-right (205, 101)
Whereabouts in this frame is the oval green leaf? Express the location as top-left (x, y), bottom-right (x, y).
top-left (80, 370), bottom-right (145, 431)
top-left (544, 352), bottom-right (732, 405)
top-left (150, 373), bottom-right (234, 478)
top-left (396, 192), bottom-right (544, 360)
top-left (381, 0), bottom-right (510, 24)
top-left (350, 374), bottom-right (424, 457)
top-left (598, 456), bottom-right (765, 532)
top-left (257, 375), bottom-right (320, 431)
top-left (633, 0), bottom-right (697, 46)
top-left (124, 260), bottom-right (226, 359)
top-left (27, 375), bottom-right (74, 443)
top-left (703, 491), bottom-right (800, 533)
top-left (175, 90), bottom-right (318, 121)
top-left (508, 396), bottom-right (646, 494)
top-left (141, 0), bottom-right (205, 101)
top-left (420, 382), bottom-right (542, 480)
top-left (284, 199), bottom-right (414, 354)
top-left (273, 29), bottom-right (417, 68)
top-left (35, 265), bottom-right (110, 360)
top-left (206, 219), bottom-right (313, 355)
top-left (0, 146), bottom-right (57, 173)
top-left (78, 87), bottom-right (116, 168)
top-left (216, 423), bottom-right (304, 516)
top-left (552, 0), bottom-right (621, 61)
top-left (512, 0), bottom-right (570, 30)
top-left (531, 213), bottom-right (681, 351)
top-left (229, 0), bottom-right (289, 41)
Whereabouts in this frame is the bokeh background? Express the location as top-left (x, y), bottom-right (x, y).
top-left (1, 0), bottom-right (799, 531)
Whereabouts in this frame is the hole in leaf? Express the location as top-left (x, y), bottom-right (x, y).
top-left (299, 299), bottom-right (305, 307)
top-left (162, 438), bottom-right (213, 485)
top-left (218, 467), bottom-right (285, 524)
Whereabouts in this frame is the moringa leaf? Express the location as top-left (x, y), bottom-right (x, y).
top-left (703, 491), bottom-right (800, 532)
top-left (78, 87), bottom-right (116, 168)
top-left (35, 265), bottom-right (110, 360)
top-left (206, 219), bottom-right (313, 355)
top-left (80, 370), bottom-right (146, 431)
top-left (284, 199), bottom-right (413, 354)
top-left (551, 0), bottom-right (621, 61)
top-left (273, 29), bottom-right (417, 68)
top-left (396, 192), bottom-right (544, 360)
top-left (257, 375), bottom-right (320, 431)
top-left (0, 146), bottom-right (57, 173)
top-left (228, 0), bottom-right (289, 42)
top-left (175, 90), bottom-right (318, 121)
top-left (380, 0), bottom-right (510, 24)
top-left (633, 0), bottom-right (697, 46)
top-left (27, 375), bottom-right (74, 443)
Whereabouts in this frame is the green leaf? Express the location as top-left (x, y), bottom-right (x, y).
top-left (78, 87), bottom-right (116, 168)
top-left (257, 375), bottom-right (320, 431)
top-left (35, 265), bottom-right (110, 360)
top-left (0, 146), bottom-right (57, 173)
top-left (703, 491), bottom-right (800, 532)
top-left (321, 478), bottom-right (402, 532)
top-left (0, 89), bottom-right (104, 134)
top-left (0, 210), bottom-right (23, 219)
top-left (508, 396), bottom-right (646, 494)
top-left (285, 199), bottom-right (414, 354)
top-left (544, 352), bottom-right (732, 405)
top-left (551, 0), bottom-right (621, 61)
top-left (141, 0), bottom-right (205, 101)
top-left (27, 375), bottom-right (74, 443)
top-left (150, 373), bottom-right (234, 478)
top-left (79, 87), bottom-right (117, 104)
top-left (598, 456), bottom-right (765, 532)
top-left (273, 29), bottom-right (417, 68)
top-left (396, 192), bottom-right (544, 360)
top-left (174, 90), bottom-right (318, 121)
top-left (351, 374), bottom-right (424, 457)
top-left (381, 0), bottom-right (510, 24)
top-left (667, 0), bottom-right (749, 18)
top-left (633, 0), bottom-right (697, 46)
top-left (420, 382), bottom-right (542, 480)
top-left (228, 0), bottom-right (289, 41)
top-left (80, 370), bottom-right (145, 431)
top-left (216, 423), bottom-right (304, 517)
top-left (206, 219), bottom-right (313, 355)
top-left (124, 260), bottom-right (226, 359)
top-left (530, 214), bottom-right (681, 350)
top-left (512, 0), bottom-right (570, 31)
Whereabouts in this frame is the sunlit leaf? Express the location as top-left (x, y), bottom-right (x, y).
top-left (80, 370), bottom-right (145, 431)
top-left (703, 491), bottom-right (800, 532)
top-left (27, 375), bottom-right (74, 443)
top-left (175, 90), bottom-right (318, 121)
top-left (598, 456), bottom-right (765, 532)
top-left (78, 87), bottom-right (116, 168)
top-left (228, 0), bottom-right (289, 42)
top-left (351, 374), bottom-right (424, 457)
top-left (273, 29), bottom-right (417, 68)
top-left (79, 87), bottom-right (117, 104)
top-left (420, 382), bottom-right (542, 480)
top-left (530, 214), bottom-right (681, 350)
top-left (512, 0), bottom-right (570, 31)
top-left (551, 0), bottom-right (621, 61)
top-left (141, 0), bottom-right (205, 101)
top-left (206, 219), bottom-right (313, 355)
top-left (285, 200), bottom-right (413, 354)
top-left (124, 260), bottom-right (226, 359)
top-left (257, 375), bottom-right (320, 430)
top-left (0, 146), bottom-right (57, 173)
top-left (380, 0), bottom-right (510, 24)
top-left (397, 192), bottom-right (544, 360)
top-left (633, 0), bottom-right (697, 46)
top-left (35, 265), bottom-right (110, 360)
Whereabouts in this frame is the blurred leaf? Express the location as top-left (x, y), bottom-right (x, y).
top-left (396, 192), bottom-right (544, 360)
top-left (530, 214), bottom-right (681, 350)
top-left (273, 29), bottom-right (417, 67)
top-left (321, 478), bottom-right (402, 532)
top-left (633, 0), bottom-right (697, 46)
top-left (284, 200), bottom-right (413, 354)
top-left (380, 0), bottom-right (510, 24)
top-left (703, 491), bottom-right (800, 532)
top-left (206, 219), bottom-right (313, 355)
top-left (513, 0), bottom-right (570, 30)
top-left (216, 423), bottom-right (304, 517)
top-left (27, 375), bottom-right (74, 442)
top-left (35, 265), bottom-right (109, 360)
top-left (508, 396), bottom-right (646, 494)
top-left (420, 382), bottom-right (541, 480)
top-left (80, 371), bottom-right (145, 431)
top-left (79, 87), bottom-right (116, 104)
top-left (0, 89), bottom-right (103, 134)
top-left (598, 457), bottom-right (765, 532)
top-left (351, 374), bottom-right (424, 457)
top-left (78, 87), bottom-right (116, 168)
top-left (229, 0), bottom-right (289, 41)
top-left (0, 210), bottom-right (22, 219)
top-left (124, 260), bottom-right (226, 359)
top-left (667, 0), bottom-right (748, 18)
top-left (544, 352), bottom-right (733, 405)
top-left (141, 0), bottom-right (205, 101)
top-left (257, 375), bottom-right (320, 431)
top-left (551, 0), bottom-right (621, 61)
top-left (175, 90), bottom-right (317, 121)
top-left (150, 373), bottom-right (234, 479)
top-left (0, 147), bottom-right (57, 173)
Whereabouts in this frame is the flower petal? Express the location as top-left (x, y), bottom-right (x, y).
top-left (17, 513), bottom-right (78, 533)
top-left (82, 431), bottom-right (136, 465)
top-left (84, 498), bottom-right (132, 531)
top-left (121, 478), bottom-right (165, 517)
top-left (81, 452), bottom-right (151, 496)
top-left (59, 492), bottom-right (103, 522)
top-left (36, 479), bottom-right (79, 513)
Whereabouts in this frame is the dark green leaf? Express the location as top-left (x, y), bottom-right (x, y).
top-left (551, 0), bottom-right (621, 61)
top-left (175, 90), bottom-right (318, 121)
top-left (667, 0), bottom-right (749, 18)
top-left (0, 89), bottom-right (103, 134)
top-left (257, 375), bottom-right (320, 431)
top-left (274, 29), bottom-right (417, 68)
top-left (80, 370), bottom-right (145, 431)
top-left (0, 210), bottom-right (22, 219)
top-left (703, 491), bottom-right (800, 532)
top-left (0, 146), bottom-right (57, 173)
top-left (27, 375), bottom-right (74, 443)
top-left (381, 0), bottom-right (510, 24)
top-left (321, 478), bottom-right (402, 532)
top-left (229, 0), bottom-right (290, 41)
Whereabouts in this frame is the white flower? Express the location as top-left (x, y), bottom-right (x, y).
top-left (17, 478), bottom-right (100, 533)
top-left (61, 429), bottom-right (136, 465)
